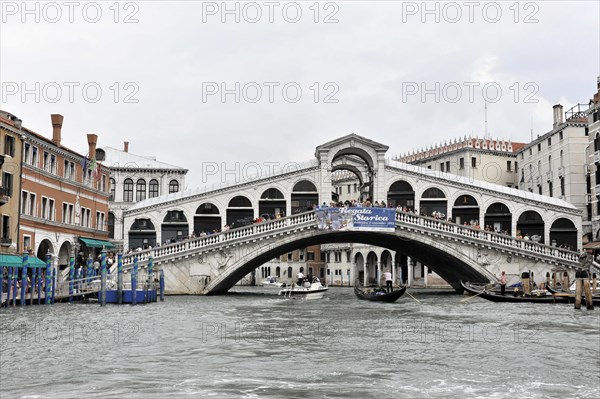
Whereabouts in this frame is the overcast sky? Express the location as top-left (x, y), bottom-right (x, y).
top-left (1, 1), bottom-right (599, 190)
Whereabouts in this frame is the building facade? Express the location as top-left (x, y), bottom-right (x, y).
top-left (97, 142), bottom-right (188, 250)
top-left (0, 112), bottom-right (23, 257)
top-left (0, 111), bottom-right (111, 268)
top-left (516, 104), bottom-right (590, 246)
top-left (587, 78), bottom-right (600, 243)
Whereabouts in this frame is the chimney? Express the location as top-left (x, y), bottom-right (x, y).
top-left (51, 114), bottom-right (63, 146)
top-left (552, 104), bottom-right (563, 128)
top-left (87, 134), bottom-right (98, 160)
top-left (124, 141), bottom-right (129, 153)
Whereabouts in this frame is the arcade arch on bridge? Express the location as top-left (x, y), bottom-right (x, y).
top-left (484, 202), bottom-right (512, 234)
top-left (549, 218), bottom-right (577, 250)
top-left (387, 180), bottom-right (415, 209)
top-left (194, 203), bottom-right (221, 234)
top-left (452, 195), bottom-right (480, 225)
top-left (227, 196), bottom-right (254, 227)
top-left (161, 210), bottom-right (189, 243)
top-left (517, 210), bottom-right (544, 243)
top-left (128, 218), bottom-right (156, 249)
top-left (420, 187), bottom-right (447, 217)
top-left (291, 180), bottom-right (318, 214)
top-left (259, 188), bottom-right (286, 218)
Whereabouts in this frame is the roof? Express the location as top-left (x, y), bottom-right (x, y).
top-left (385, 159), bottom-right (578, 210)
top-left (99, 146), bottom-right (188, 172)
top-left (128, 159), bottom-right (320, 212)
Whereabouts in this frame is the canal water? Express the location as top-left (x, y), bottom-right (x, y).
top-left (1, 287), bottom-right (599, 398)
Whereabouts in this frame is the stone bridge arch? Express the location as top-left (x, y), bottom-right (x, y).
top-left (204, 229), bottom-right (497, 294)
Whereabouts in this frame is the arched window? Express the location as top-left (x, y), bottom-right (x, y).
top-left (169, 180), bottom-right (179, 194)
top-left (548, 155), bottom-right (552, 173)
top-left (560, 150), bottom-right (563, 166)
top-left (109, 178), bottom-right (116, 201)
top-left (149, 179), bottom-right (159, 198)
top-left (136, 179), bottom-right (146, 202)
top-left (123, 179), bottom-right (133, 202)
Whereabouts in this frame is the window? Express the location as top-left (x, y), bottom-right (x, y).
top-left (169, 180), bottom-right (179, 194)
top-left (31, 146), bottom-right (37, 167)
top-left (287, 252), bottom-right (292, 261)
top-left (136, 179), bottom-right (146, 201)
top-left (109, 178), bottom-right (116, 201)
top-left (529, 148), bottom-right (532, 155)
top-left (21, 191), bottom-right (28, 213)
top-left (50, 154), bottom-right (56, 174)
top-left (538, 185), bottom-right (542, 195)
top-left (3, 172), bottom-right (13, 197)
top-left (515, 161), bottom-right (518, 171)
top-left (299, 250), bottom-right (304, 261)
top-left (101, 174), bottom-right (106, 192)
top-left (149, 179), bottom-right (159, 198)
top-left (353, 183), bottom-right (357, 192)
top-left (559, 131), bottom-right (563, 140)
top-left (471, 157), bottom-right (477, 168)
top-left (547, 137), bottom-right (551, 147)
top-left (23, 236), bottom-right (31, 251)
top-left (1, 215), bottom-right (9, 239)
top-left (446, 161), bottom-right (450, 172)
top-left (29, 193), bottom-right (36, 216)
top-left (560, 177), bottom-right (565, 196)
top-left (48, 199), bottom-right (55, 221)
top-left (307, 252), bottom-right (315, 261)
top-left (427, 165), bottom-right (432, 169)
top-left (43, 151), bottom-right (50, 172)
top-left (24, 143), bottom-right (30, 164)
top-left (440, 163), bottom-right (445, 172)
top-left (459, 158), bottom-right (464, 169)
top-left (334, 252), bottom-right (341, 262)
top-left (68, 204), bottom-right (74, 224)
top-left (41, 197), bottom-right (48, 219)
top-left (123, 179), bottom-right (133, 202)
top-left (507, 161), bottom-right (511, 172)
top-left (548, 182), bottom-right (553, 197)
top-left (96, 212), bottom-right (105, 230)
top-left (4, 135), bottom-right (15, 157)
top-left (347, 185), bottom-right (350, 194)
top-left (537, 143), bottom-right (541, 152)
top-left (62, 203), bottom-right (68, 223)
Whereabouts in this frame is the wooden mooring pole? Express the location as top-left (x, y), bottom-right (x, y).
top-left (117, 253), bottom-right (123, 305)
top-left (132, 256), bottom-right (138, 306)
top-left (159, 269), bottom-right (165, 301)
top-left (583, 271), bottom-right (594, 310)
top-left (69, 254), bottom-right (75, 303)
top-left (20, 251), bottom-right (28, 307)
top-left (100, 248), bottom-right (107, 307)
top-left (562, 272), bottom-right (570, 292)
top-left (45, 254), bottom-right (52, 305)
top-left (574, 270), bottom-right (583, 310)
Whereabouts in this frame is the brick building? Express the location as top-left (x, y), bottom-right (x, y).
top-left (0, 111), bottom-right (111, 269)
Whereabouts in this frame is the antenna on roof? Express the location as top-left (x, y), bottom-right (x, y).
top-left (484, 101), bottom-right (490, 140)
top-left (530, 116), bottom-right (534, 142)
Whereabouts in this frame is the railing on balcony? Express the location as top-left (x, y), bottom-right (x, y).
top-left (546, 171), bottom-right (553, 181)
top-left (0, 237), bottom-right (12, 246)
top-left (558, 166), bottom-right (565, 177)
top-left (565, 103), bottom-right (589, 121)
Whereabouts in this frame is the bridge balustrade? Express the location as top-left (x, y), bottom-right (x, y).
top-left (394, 210), bottom-right (579, 263)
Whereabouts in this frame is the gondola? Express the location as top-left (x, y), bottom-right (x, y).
top-left (460, 281), bottom-right (571, 304)
top-left (354, 284), bottom-right (406, 302)
top-left (546, 284), bottom-right (600, 305)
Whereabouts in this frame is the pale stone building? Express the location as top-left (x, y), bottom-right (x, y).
top-left (97, 142), bottom-right (188, 250)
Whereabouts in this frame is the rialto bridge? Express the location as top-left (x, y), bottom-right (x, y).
top-left (120, 134), bottom-right (586, 294)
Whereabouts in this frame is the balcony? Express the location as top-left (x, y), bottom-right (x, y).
top-left (0, 186), bottom-right (10, 205)
top-left (557, 166), bottom-right (565, 177)
top-left (0, 237), bottom-right (12, 247)
top-left (546, 171), bottom-right (553, 182)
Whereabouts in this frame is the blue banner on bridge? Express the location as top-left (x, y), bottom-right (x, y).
top-left (315, 207), bottom-right (395, 232)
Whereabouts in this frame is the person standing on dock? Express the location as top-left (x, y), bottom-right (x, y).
top-left (500, 271), bottom-right (507, 296)
top-left (384, 270), bottom-right (393, 293)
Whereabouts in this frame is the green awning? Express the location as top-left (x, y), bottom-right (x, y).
top-left (79, 237), bottom-right (114, 249)
top-left (0, 254), bottom-right (48, 268)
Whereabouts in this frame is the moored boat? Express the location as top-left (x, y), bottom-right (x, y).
top-left (460, 281), bottom-right (571, 304)
top-left (354, 284), bottom-right (407, 302)
top-left (261, 276), bottom-right (283, 288)
top-left (279, 276), bottom-right (328, 299)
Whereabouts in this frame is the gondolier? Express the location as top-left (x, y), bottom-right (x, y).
top-left (384, 270), bottom-right (393, 293)
top-left (500, 271), bottom-right (507, 296)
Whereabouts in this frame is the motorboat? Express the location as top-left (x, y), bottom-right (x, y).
top-left (261, 276), bottom-right (283, 288)
top-left (279, 276), bottom-right (328, 299)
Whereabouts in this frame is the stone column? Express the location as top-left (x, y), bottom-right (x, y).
top-left (376, 260), bottom-right (382, 286)
top-left (424, 265), bottom-right (429, 287)
top-left (407, 257), bottom-right (414, 287)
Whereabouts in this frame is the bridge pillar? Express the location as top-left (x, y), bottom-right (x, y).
top-left (424, 265), bottom-right (428, 287)
top-left (376, 261), bottom-right (382, 286)
top-left (363, 263), bottom-right (367, 286)
top-left (407, 257), bottom-right (414, 287)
